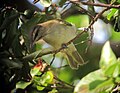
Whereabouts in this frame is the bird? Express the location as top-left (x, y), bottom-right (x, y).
top-left (31, 19), bottom-right (84, 69)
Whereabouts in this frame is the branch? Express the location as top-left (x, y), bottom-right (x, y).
top-left (23, 30), bottom-right (86, 61)
top-left (80, 1), bottom-right (120, 9)
top-left (54, 75), bottom-right (74, 89)
top-left (88, 7), bottom-right (110, 29)
top-left (70, 1), bottom-right (120, 9)
top-left (69, 0), bottom-right (94, 19)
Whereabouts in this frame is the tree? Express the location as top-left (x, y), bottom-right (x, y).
top-left (0, 0), bottom-right (120, 93)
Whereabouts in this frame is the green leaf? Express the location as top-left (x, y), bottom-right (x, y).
top-left (1, 58), bottom-right (23, 69)
top-left (36, 85), bottom-right (45, 91)
top-left (11, 35), bottom-right (23, 57)
top-left (39, 71), bottom-right (53, 84)
top-left (35, 43), bottom-right (42, 51)
top-left (117, 0), bottom-right (120, 3)
top-left (92, 78), bottom-right (114, 93)
top-left (3, 10), bottom-right (19, 49)
top-left (110, 0), bottom-right (118, 3)
top-left (44, 71), bottom-right (53, 83)
top-left (30, 67), bottom-right (42, 77)
top-left (40, 0), bottom-right (51, 7)
top-left (99, 41), bottom-right (117, 70)
top-left (65, 15), bottom-right (89, 28)
top-left (115, 77), bottom-right (120, 83)
top-left (110, 28), bottom-right (120, 41)
top-left (74, 70), bottom-right (106, 93)
top-left (107, 8), bottom-right (118, 20)
top-left (33, 71), bottom-right (53, 91)
top-left (48, 88), bottom-right (58, 93)
top-left (104, 62), bottom-right (119, 78)
top-left (16, 81), bottom-right (32, 89)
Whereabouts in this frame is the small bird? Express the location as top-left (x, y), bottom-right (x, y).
top-left (32, 19), bottom-right (84, 69)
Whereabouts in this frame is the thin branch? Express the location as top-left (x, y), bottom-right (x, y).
top-left (66, 30), bottom-right (87, 46)
top-left (23, 30), bottom-right (86, 61)
top-left (70, 0), bottom-right (120, 9)
top-left (50, 54), bottom-right (56, 66)
top-left (69, 0), bottom-right (94, 19)
top-left (54, 75), bottom-right (74, 89)
top-left (88, 7), bottom-right (110, 29)
top-left (80, 1), bottom-right (120, 9)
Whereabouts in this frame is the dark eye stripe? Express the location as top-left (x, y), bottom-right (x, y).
top-left (32, 25), bottom-right (42, 41)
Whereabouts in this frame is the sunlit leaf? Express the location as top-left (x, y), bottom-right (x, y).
top-left (48, 88), bottom-right (58, 93)
top-left (110, 28), bottom-right (120, 41)
top-left (117, 0), bottom-right (120, 3)
top-left (35, 43), bottom-right (42, 51)
top-left (110, 0), bottom-right (118, 3)
top-left (92, 78), bottom-right (114, 93)
top-left (42, 71), bottom-right (53, 84)
top-left (36, 85), bottom-right (45, 91)
top-left (99, 41), bottom-right (117, 69)
top-left (30, 67), bottom-right (42, 77)
top-left (104, 62), bottom-right (119, 78)
top-left (40, 0), bottom-right (51, 7)
top-left (107, 8), bottom-right (118, 20)
top-left (115, 77), bottom-right (120, 83)
top-left (74, 70), bottom-right (106, 93)
top-left (16, 81), bottom-right (32, 89)
top-left (65, 15), bottom-right (89, 27)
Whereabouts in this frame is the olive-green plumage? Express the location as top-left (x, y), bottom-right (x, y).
top-left (32, 20), bottom-right (84, 69)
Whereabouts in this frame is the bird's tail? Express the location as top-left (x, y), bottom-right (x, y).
top-left (64, 43), bottom-right (84, 69)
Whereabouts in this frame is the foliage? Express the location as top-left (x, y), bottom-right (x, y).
top-left (74, 41), bottom-right (120, 93)
top-left (0, 0), bottom-right (120, 93)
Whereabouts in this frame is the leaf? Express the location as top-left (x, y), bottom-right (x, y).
top-left (110, 28), bottom-right (120, 41)
top-left (16, 81), bottom-right (32, 89)
top-left (117, 0), bottom-right (120, 3)
top-left (36, 85), bottom-right (45, 91)
top-left (3, 10), bottom-right (19, 49)
top-left (39, 71), bottom-right (53, 84)
top-left (33, 71), bottom-right (53, 91)
top-left (74, 70), bottom-right (106, 93)
top-left (104, 62), bottom-right (119, 78)
top-left (107, 8), bottom-right (118, 20)
top-left (1, 58), bottom-right (23, 69)
top-left (30, 67), bottom-right (42, 77)
top-left (48, 88), bottom-right (58, 93)
top-left (35, 43), bottom-right (42, 51)
top-left (110, 0), bottom-right (118, 3)
top-left (92, 78), bottom-right (114, 93)
top-left (44, 71), bottom-right (53, 83)
top-left (115, 77), bottom-right (120, 83)
top-left (40, 0), bottom-right (51, 7)
top-left (11, 35), bottom-right (23, 57)
top-left (99, 41), bottom-right (117, 70)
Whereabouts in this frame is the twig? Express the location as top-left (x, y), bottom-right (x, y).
top-left (70, 0), bottom-right (120, 9)
top-left (80, 1), bottom-right (120, 9)
top-left (53, 65), bottom-right (69, 69)
top-left (88, 7), bottom-right (110, 29)
top-left (23, 30), bottom-right (86, 61)
top-left (54, 75), bottom-right (74, 89)
top-left (69, 0), bottom-right (94, 19)
top-left (66, 30), bottom-right (87, 45)
top-left (33, 0), bottom-right (40, 4)
top-left (50, 54), bottom-right (56, 66)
